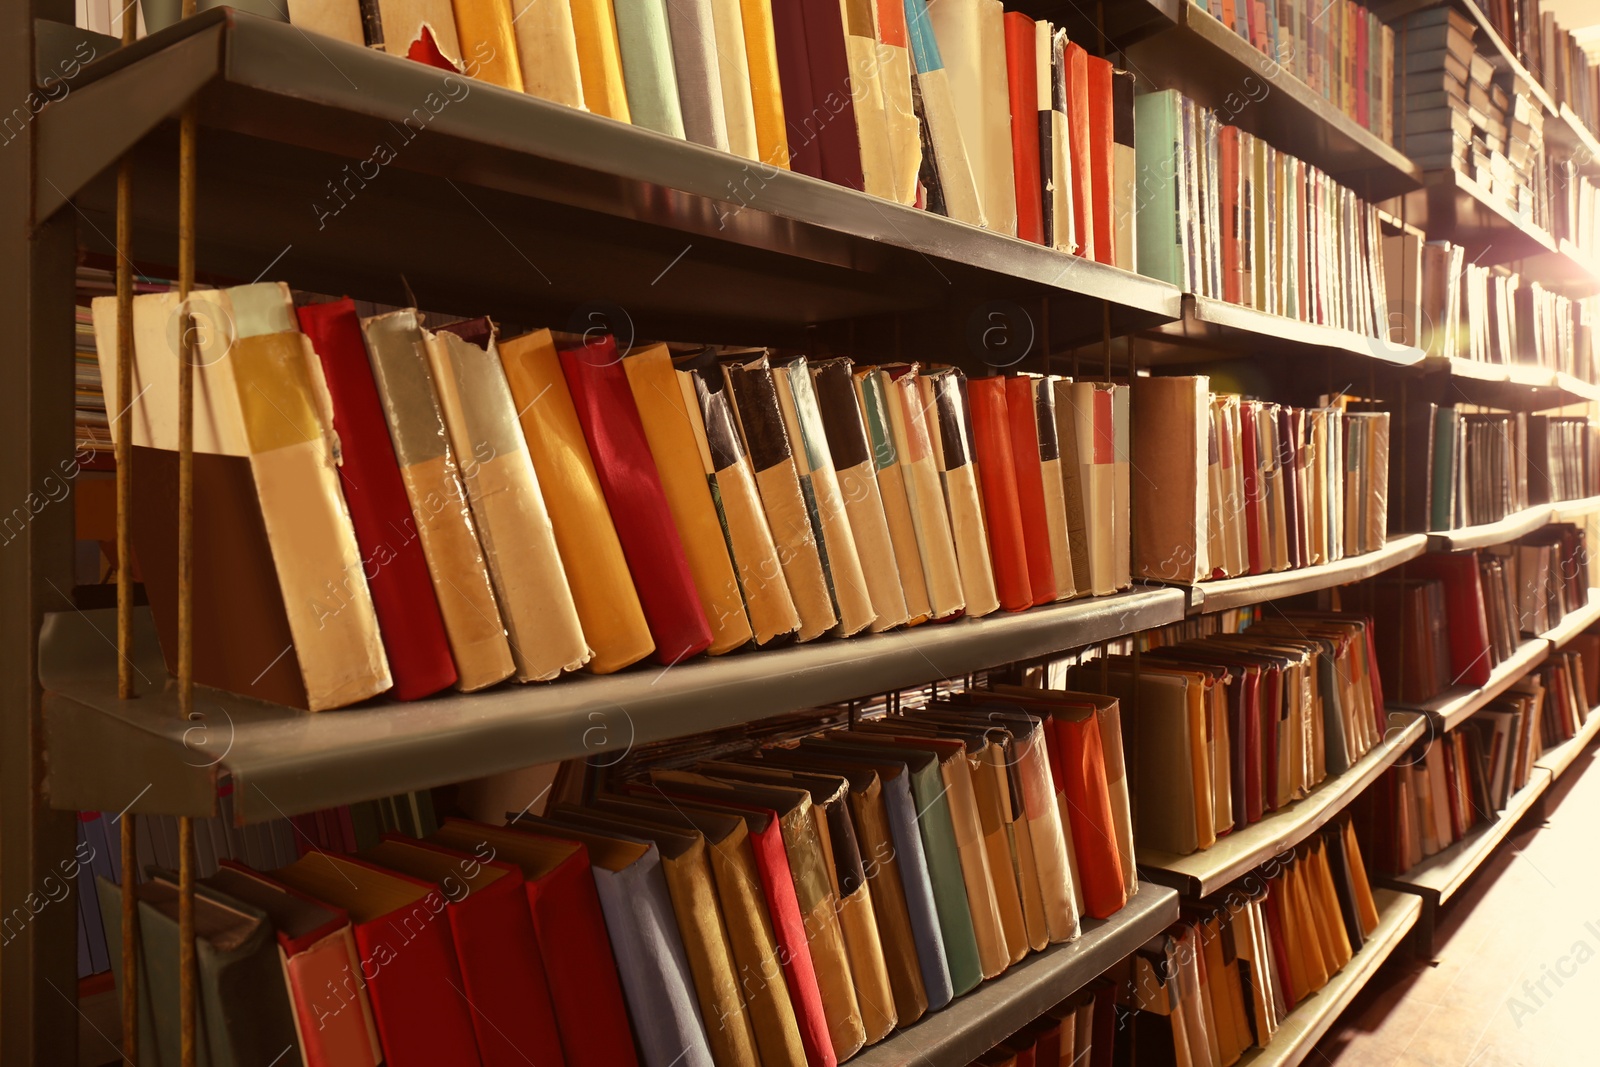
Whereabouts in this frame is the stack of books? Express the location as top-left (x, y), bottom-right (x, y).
top-left (1135, 91), bottom-right (1392, 340)
top-left (1402, 7), bottom-right (1547, 225)
top-left (94, 689), bottom-right (1139, 1065)
top-left (1191, 0), bottom-right (1396, 145)
top-left (1131, 378), bottom-right (1391, 585)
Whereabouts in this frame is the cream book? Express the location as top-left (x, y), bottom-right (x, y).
top-left (918, 366), bottom-right (999, 617)
top-left (880, 365), bottom-right (965, 619)
top-left (852, 367), bottom-right (932, 625)
top-left (424, 319), bottom-right (590, 680)
top-left (509, 0), bottom-right (586, 108)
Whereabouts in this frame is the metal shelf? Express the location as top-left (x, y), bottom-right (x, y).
top-left (40, 588), bottom-right (1186, 824)
top-left (1192, 535), bottom-right (1429, 615)
top-left (1139, 713), bottom-right (1428, 898)
top-left (1233, 889), bottom-right (1423, 1067)
top-left (1417, 356), bottom-right (1600, 412)
top-left (1135, 295), bottom-right (1427, 370)
top-left (1391, 639), bottom-right (1551, 733)
top-left (1534, 705), bottom-right (1600, 782)
top-left (1541, 589), bottom-right (1600, 651)
top-left (33, 11), bottom-right (1182, 361)
top-left (1400, 169), bottom-right (1558, 266)
top-left (1384, 766), bottom-right (1552, 906)
top-left (848, 884), bottom-right (1180, 1067)
top-left (1123, 1), bottom-right (1423, 200)
top-left (1425, 504), bottom-right (1553, 552)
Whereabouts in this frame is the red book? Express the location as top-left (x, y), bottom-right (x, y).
top-left (1219, 127), bottom-right (1241, 304)
top-left (297, 298), bottom-right (456, 700)
top-left (1051, 711), bottom-right (1127, 919)
top-left (647, 787), bottom-right (836, 1067)
top-left (1240, 401), bottom-right (1263, 575)
top-left (1004, 377), bottom-right (1057, 605)
top-left (798, 0), bottom-right (866, 191)
top-left (431, 820), bottom-right (639, 1067)
top-left (1085, 55), bottom-right (1115, 266)
top-left (967, 377), bottom-right (1033, 612)
top-left (559, 336), bottom-right (713, 665)
top-left (1062, 41), bottom-right (1094, 260)
top-left (273, 854), bottom-right (481, 1067)
top-left (364, 837), bottom-right (566, 1067)
top-left (1405, 554), bottom-right (1493, 688)
top-left (1003, 12), bottom-right (1044, 245)
top-left (770, 0), bottom-right (823, 178)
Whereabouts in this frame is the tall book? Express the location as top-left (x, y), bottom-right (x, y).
top-left (452, 0), bottom-right (524, 89)
top-left (569, 0), bottom-right (631, 119)
top-left (508, 0), bottom-right (585, 108)
top-left (613, 0), bottom-right (687, 138)
top-left (360, 310), bottom-right (514, 692)
top-left (738, 0), bottom-right (791, 167)
top-left (799, 0), bottom-right (868, 190)
top-left (1062, 39), bottom-right (1094, 260)
top-left (854, 366), bottom-right (935, 625)
top-left (1086, 54), bottom-right (1116, 266)
top-left (874, 0), bottom-right (922, 205)
top-left (1004, 11), bottom-right (1046, 245)
top-left (1006, 375), bottom-right (1063, 604)
top-left (93, 286), bottom-right (391, 711)
top-left (881, 365), bottom-right (966, 619)
top-left (1111, 68), bottom-right (1137, 271)
top-left (427, 319), bottom-right (591, 681)
top-left (561, 336), bottom-right (714, 665)
top-left (838, 0), bottom-right (898, 200)
top-left (623, 344), bottom-right (755, 654)
top-left (967, 376), bottom-right (1035, 611)
top-left (709, 0), bottom-right (759, 159)
top-left (497, 328), bottom-right (654, 674)
top-left (902, 0), bottom-right (985, 225)
top-left (297, 297), bottom-right (455, 701)
top-left (811, 358), bottom-right (912, 631)
top-left (1134, 89), bottom-right (1185, 287)
top-left (929, 0), bottom-right (1017, 233)
top-left (723, 357), bottom-right (840, 641)
top-left (1131, 376), bottom-right (1211, 583)
top-left (662, 0), bottom-right (730, 149)
top-left (771, 0), bottom-right (824, 178)
top-left (920, 367), bottom-right (1000, 616)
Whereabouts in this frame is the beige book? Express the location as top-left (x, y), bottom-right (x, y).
top-left (772, 359), bottom-right (876, 637)
top-left (1111, 384), bottom-right (1132, 589)
top-left (928, 0), bottom-right (1015, 233)
top-left (360, 311), bottom-right (514, 691)
top-left (839, 0), bottom-right (896, 201)
top-left (872, 1), bottom-right (920, 205)
top-left (1055, 379), bottom-right (1117, 595)
top-left (376, 0), bottom-right (462, 64)
top-left (918, 367), bottom-right (999, 617)
top-left (286, 0), bottom-right (364, 43)
top-left (1030, 376), bottom-right (1077, 599)
top-left (228, 285), bottom-right (391, 709)
top-left (423, 322), bottom-right (589, 680)
top-left (1131, 376), bottom-right (1210, 583)
top-left (882, 368), bottom-right (964, 618)
top-left (709, 0), bottom-right (760, 159)
top-left (853, 368), bottom-right (932, 624)
top-left (509, 0), bottom-right (586, 108)
top-left (971, 740), bottom-right (1036, 959)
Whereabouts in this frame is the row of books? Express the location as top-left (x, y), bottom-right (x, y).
top-left (1106, 820), bottom-right (1382, 1066)
top-left (1401, 8), bottom-right (1548, 227)
top-left (1386, 232), bottom-right (1600, 379)
top-left (964, 981), bottom-right (1111, 1066)
top-left (73, 789), bottom-right (440, 979)
top-left (1132, 377), bottom-right (1390, 585)
top-left (1539, 638), bottom-right (1600, 748)
top-left (1552, 163), bottom-right (1600, 258)
top-left (1479, 0), bottom-right (1600, 140)
top-left (1426, 407), bottom-right (1533, 530)
top-left (1191, 0), bottom-right (1396, 145)
top-left (1135, 90), bottom-right (1393, 342)
top-left (98, 691), bottom-right (1139, 1066)
top-left (95, 283), bottom-right (1136, 710)
top-left (185, 0), bottom-right (1147, 264)
top-left (1074, 614), bottom-right (1386, 858)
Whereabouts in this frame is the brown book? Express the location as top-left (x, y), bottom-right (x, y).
top-left (1132, 376), bottom-right (1211, 583)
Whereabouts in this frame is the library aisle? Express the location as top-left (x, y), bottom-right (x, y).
top-left (1319, 744), bottom-right (1600, 1067)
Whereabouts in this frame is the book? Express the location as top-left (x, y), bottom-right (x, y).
top-left (1062, 39), bottom-right (1093, 260)
top-left (1005, 375), bottom-right (1062, 605)
top-left (798, 0), bottom-right (867, 190)
top-left (919, 366), bottom-right (1000, 617)
top-left (902, 0), bottom-right (985, 225)
top-left (854, 366), bottom-right (936, 623)
top-left (707, 0), bottom-right (758, 159)
top-left (427, 319), bottom-right (591, 681)
top-left (873, 0), bottom-right (921, 205)
top-left (297, 298), bottom-right (456, 701)
top-left (662, 0), bottom-right (729, 149)
top-left (561, 335), bottom-right (714, 665)
top-left (374, 0), bottom-right (463, 68)
top-left (1132, 376), bottom-right (1211, 583)
top-left (1085, 55), bottom-right (1115, 266)
top-left (1133, 89), bottom-right (1185, 287)
top-left (497, 329), bottom-right (654, 673)
top-left (1110, 69), bottom-right (1137, 271)
top-left (1004, 12), bottom-right (1045, 245)
top-left (451, 0), bottom-right (523, 89)
top-left (360, 309), bottom-right (515, 692)
top-left (623, 344), bottom-right (755, 654)
top-left (613, 0), bottom-right (686, 138)
top-left (738, 0), bottom-right (790, 167)
top-left (967, 375), bottom-right (1035, 611)
top-left (505, 0), bottom-right (584, 107)
top-left (928, 0), bottom-right (1017, 234)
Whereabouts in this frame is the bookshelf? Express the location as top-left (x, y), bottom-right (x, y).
top-left (1419, 356), bottom-right (1600, 411)
top-left (1535, 704), bottom-right (1600, 780)
top-left (1191, 534), bottom-right (1429, 614)
top-left (849, 884), bottom-right (1182, 1067)
top-left (1423, 503), bottom-right (1555, 551)
top-left (1542, 588), bottom-right (1600, 649)
top-left (1233, 890), bottom-right (1424, 1067)
top-left (1552, 494), bottom-right (1600, 522)
top-left (1138, 295), bottom-right (1428, 369)
top-left (1139, 713), bottom-right (1429, 897)
top-left (1124, 0), bottom-right (1424, 198)
top-left (1391, 638), bottom-right (1552, 732)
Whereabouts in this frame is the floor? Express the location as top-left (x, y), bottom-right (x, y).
top-left (1315, 742), bottom-right (1600, 1067)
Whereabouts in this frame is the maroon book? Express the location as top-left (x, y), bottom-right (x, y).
top-left (770, 0), bottom-right (823, 179)
top-left (797, 0), bottom-right (865, 191)
top-left (559, 336), bottom-right (712, 665)
top-left (296, 298), bottom-right (456, 700)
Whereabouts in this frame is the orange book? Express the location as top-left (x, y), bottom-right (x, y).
top-left (452, 0), bottom-right (525, 89)
top-left (1003, 12), bottom-right (1044, 245)
top-left (966, 377), bottom-right (1033, 612)
top-left (1004, 376), bottom-right (1058, 606)
top-left (1085, 54), bottom-right (1115, 267)
top-left (1062, 41), bottom-right (1093, 260)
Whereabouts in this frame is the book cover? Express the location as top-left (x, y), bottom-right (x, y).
top-left (967, 376), bottom-right (1035, 611)
top-left (799, 0), bottom-right (867, 190)
top-left (662, 0), bottom-right (730, 149)
top-left (452, 0), bottom-right (523, 89)
top-left (738, 0), bottom-right (791, 167)
top-left (612, 0), bottom-right (687, 137)
top-left (1004, 11), bottom-right (1044, 244)
top-left (902, 0), bottom-right (985, 225)
top-left (1006, 375), bottom-right (1061, 605)
top-left (509, 0), bottom-right (585, 108)
top-left (919, 367), bottom-right (1001, 616)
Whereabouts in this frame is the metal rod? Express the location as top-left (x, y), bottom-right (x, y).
top-left (177, 0), bottom-right (199, 1056)
top-left (119, 812), bottom-right (138, 1066)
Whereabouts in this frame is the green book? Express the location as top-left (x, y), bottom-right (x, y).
top-left (614, 0), bottom-right (688, 139)
top-left (1431, 407), bottom-right (1460, 532)
top-left (1134, 90), bottom-right (1186, 289)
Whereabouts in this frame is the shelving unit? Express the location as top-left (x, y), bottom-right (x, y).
top-left (1535, 706), bottom-right (1600, 782)
top-left (850, 885), bottom-right (1181, 1067)
top-left (1392, 639), bottom-right (1551, 732)
top-left (1233, 889), bottom-right (1424, 1067)
top-left (1385, 768), bottom-right (1553, 909)
top-left (1137, 295), bottom-right (1427, 369)
top-left (1139, 714), bottom-right (1429, 897)
top-left (1191, 535), bottom-right (1429, 615)
top-left (1424, 504), bottom-right (1553, 552)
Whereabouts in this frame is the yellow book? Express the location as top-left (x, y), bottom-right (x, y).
top-left (738, 0), bottom-right (789, 168)
top-left (498, 330), bottom-right (653, 674)
top-left (570, 0), bottom-right (631, 121)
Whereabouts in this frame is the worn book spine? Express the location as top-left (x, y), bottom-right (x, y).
top-left (884, 368), bottom-right (966, 618)
top-left (623, 345), bottom-right (754, 654)
top-left (967, 376), bottom-right (1035, 611)
top-left (1004, 11), bottom-right (1044, 244)
top-left (855, 369), bottom-right (933, 625)
top-left (427, 320), bottom-right (591, 681)
top-left (1048, 29), bottom-right (1075, 253)
top-left (1004, 376), bottom-right (1060, 605)
top-left (840, 0), bottom-right (897, 200)
top-left (509, 0), bottom-right (585, 108)
top-left (903, 0), bottom-right (985, 225)
top-left (920, 368), bottom-right (1000, 616)
top-left (1026, 376), bottom-right (1075, 599)
top-left (613, 0), bottom-right (687, 137)
top-left (375, 0), bottom-right (463, 65)
top-left (569, 0), bottom-right (630, 119)
top-left (1063, 40), bottom-right (1094, 259)
top-left (874, 0), bottom-right (921, 205)
top-left (497, 328), bottom-right (654, 674)
top-left (1086, 54), bottom-right (1115, 266)
top-left (452, 0), bottom-right (524, 88)
top-left (359, 310), bottom-right (514, 691)
top-left (223, 285), bottom-right (391, 711)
